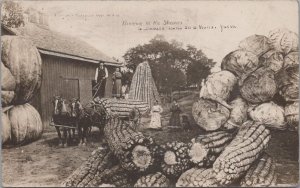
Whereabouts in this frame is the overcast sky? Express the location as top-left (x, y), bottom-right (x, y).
top-left (20, 0), bottom-right (298, 68)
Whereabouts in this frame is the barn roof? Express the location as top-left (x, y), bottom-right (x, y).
top-left (6, 23), bottom-right (121, 66)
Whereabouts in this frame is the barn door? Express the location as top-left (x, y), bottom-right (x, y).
top-left (79, 79), bottom-right (92, 105)
top-left (60, 78), bottom-right (80, 100)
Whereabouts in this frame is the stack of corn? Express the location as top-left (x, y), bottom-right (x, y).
top-left (63, 28), bottom-right (298, 187)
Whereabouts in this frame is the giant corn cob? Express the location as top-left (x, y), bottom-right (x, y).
top-left (134, 172), bottom-right (170, 187)
top-left (188, 130), bottom-right (236, 167)
top-left (160, 141), bottom-right (192, 178)
top-left (104, 117), bottom-right (161, 172)
top-left (94, 98), bottom-right (150, 117)
top-left (92, 165), bottom-right (137, 187)
top-left (128, 61), bottom-right (161, 108)
top-left (240, 153), bottom-right (277, 187)
top-left (62, 147), bottom-right (118, 187)
top-left (176, 168), bottom-right (219, 187)
top-left (213, 121), bottom-right (271, 185)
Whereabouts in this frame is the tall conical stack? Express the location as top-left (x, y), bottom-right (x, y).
top-left (128, 61), bottom-right (161, 108)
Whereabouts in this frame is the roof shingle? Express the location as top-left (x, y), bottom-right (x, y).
top-left (8, 23), bottom-right (119, 65)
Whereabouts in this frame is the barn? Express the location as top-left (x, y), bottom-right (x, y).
top-left (1, 11), bottom-right (122, 126)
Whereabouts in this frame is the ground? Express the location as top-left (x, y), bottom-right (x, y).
top-left (2, 93), bottom-right (299, 187)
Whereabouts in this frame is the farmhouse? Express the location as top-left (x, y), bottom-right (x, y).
top-left (1, 9), bottom-right (122, 126)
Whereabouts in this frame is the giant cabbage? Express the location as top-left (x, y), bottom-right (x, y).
top-left (238, 35), bottom-right (271, 56)
top-left (221, 50), bottom-right (259, 85)
top-left (283, 51), bottom-right (299, 69)
top-left (259, 50), bottom-right (283, 73)
top-left (284, 101), bottom-right (299, 130)
top-left (200, 70), bottom-right (237, 109)
top-left (224, 97), bottom-right (248, 129)
top-left (268, 28), bottom-right (298, 55)
top-left (275, 65), bottom-right (299, 102)
top-left (249, 102), bottom-right (286, 130)
top-left (192, 98), bottom-right (230, 131)
top-left (240, 68), bottom-right (277, 104)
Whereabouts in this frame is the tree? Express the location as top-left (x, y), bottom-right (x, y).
top-left (123, 35), bottom-right (214, 94)
top-left (1, 1), bottom-right (24, 28)
top-left (186, 45), bottom-right (216, 87)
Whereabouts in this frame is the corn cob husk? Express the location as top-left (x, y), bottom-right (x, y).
top-left (160, 141), bottom-right (192, 178)
top-left (104, 117), bottom-right (161, 172)
top-left (240, 153), bottom-right (277, 187)
top-left (213, 121), bottom-right (271, 185)
top-left (176, 168), bottom-right (219, 187)
top-left (128, 61), bottom-right (161, 108)
top-left (62, 147), bottom-right (118, 187)
top-left (134, 172), bottom-right (170, 187)
top-left (188, 130), bottom-right (236, 167)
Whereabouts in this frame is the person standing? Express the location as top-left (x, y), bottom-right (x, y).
top-left (148, 100), bottom-right (163, 130)
top-left (169, 99), bottom-right (182, 127)
top-left (112, 67), bottom-right (122, 99)
top-left (94, 62), bottom-right (108, 98)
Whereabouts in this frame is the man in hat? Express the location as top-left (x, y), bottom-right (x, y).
top-left (94, 62), bottom-right (108, 98)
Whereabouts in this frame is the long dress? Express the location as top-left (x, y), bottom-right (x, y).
top-left (169, 102), bottom-right (182, 127)
top-left (112, 71), bottom-right (122, 98)
top-left (149, 105), bottom-right (163, 129)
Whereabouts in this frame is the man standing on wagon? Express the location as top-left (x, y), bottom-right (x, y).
top-left (94, 62), bottom-right (108, 98)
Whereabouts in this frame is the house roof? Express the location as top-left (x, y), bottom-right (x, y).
top-left (5, 23), bottom-right (121, 66)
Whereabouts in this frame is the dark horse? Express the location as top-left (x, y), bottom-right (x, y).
top-left (70, 99), bottom-right (108, 146)
top-left (70, 99), bottom-right (141, 146)
top-left (52, 96), bottom-right (77, 147)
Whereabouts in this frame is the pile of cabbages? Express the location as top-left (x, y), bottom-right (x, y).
top-left (192, 28), bottom-right (299, 132)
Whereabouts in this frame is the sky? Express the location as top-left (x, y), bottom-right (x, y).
top-left (20, 0), bottom-right (298, 69)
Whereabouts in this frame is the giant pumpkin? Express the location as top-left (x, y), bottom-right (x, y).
top-left (2, 111), bottom-right (11, 144)
top-left (1, 36), bottom-right (42, 104)
top-left (1, 62), bottom-right (16, 106)
top-left (9, 103), bottom-right (43, 145)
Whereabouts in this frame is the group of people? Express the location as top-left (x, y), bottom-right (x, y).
top-left (95, 62), bottom-right (185, 130)
top-left (148, 99), bottom-right (182, 130)
top-left (94, 62), bottom-right (127, 99)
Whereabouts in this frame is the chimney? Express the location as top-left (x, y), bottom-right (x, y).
top-left (38, 12), bottom-right (49, 28)
top-left (43, 14), bottom-right (49, 27)
top-left (38, 12), bottom-right (43, 25)
top-left (24, 7), bottom-right (49, 28)
top-left (27, 8), bottom-right (38, 23)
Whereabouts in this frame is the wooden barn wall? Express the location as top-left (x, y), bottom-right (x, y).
top-left (35, 54), bottom-right (117, 127)
top-left (38, 54), bottom-right (100, 126)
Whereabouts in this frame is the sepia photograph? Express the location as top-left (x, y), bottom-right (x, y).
top-left (1, 0), bottom-right (299, 187)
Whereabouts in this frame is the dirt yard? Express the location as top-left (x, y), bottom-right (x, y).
top-left (2, 94), bottom-right (299, 187)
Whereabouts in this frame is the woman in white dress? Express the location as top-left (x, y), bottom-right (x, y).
top-left (149, 100), bottom-right (163, 130)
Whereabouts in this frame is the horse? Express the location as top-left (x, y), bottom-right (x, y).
top-left (52, 96), bottom-right (77, 147)
top-left (70, 99), bottom-right (141, 146)
top-left (70, 99), bottom-right (109, 146)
